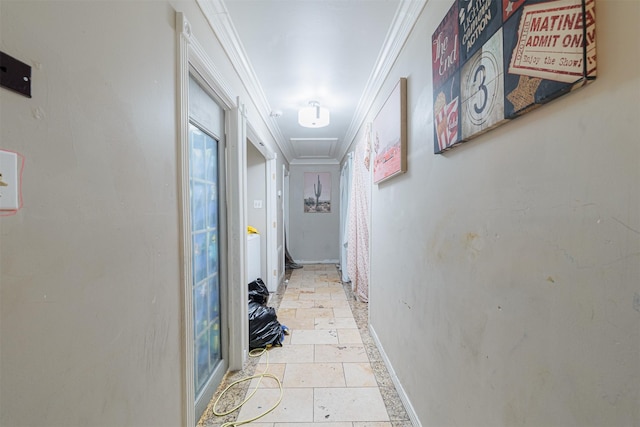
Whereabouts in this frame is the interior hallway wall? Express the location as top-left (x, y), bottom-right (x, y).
top-left (288, 164), bottom-right (340, 263)
top-left (0, 1), bottom-right (288, 425)
top-left (363, 0), bottom-right (640, 426)
top-left (0, 2), bottom-right (183, 425)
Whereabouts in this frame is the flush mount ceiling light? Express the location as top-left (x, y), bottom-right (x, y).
top-left (298, 101), bottom-right (330, 128)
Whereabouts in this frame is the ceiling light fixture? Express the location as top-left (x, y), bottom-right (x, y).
top-left (298, 101), bottom-right (330, 128)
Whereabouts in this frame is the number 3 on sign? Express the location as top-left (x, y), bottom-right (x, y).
top-left (460, 29), bottom-right (505, 140)
top-left (460, 47), bottom-right (505, 140)
top-left (473, 64), bottom-right (488, 114)
top-left (465, 52), bottom-right (499, 127)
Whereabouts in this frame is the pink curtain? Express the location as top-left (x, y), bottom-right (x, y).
top-left (347, 131), bottom-right (371, 302)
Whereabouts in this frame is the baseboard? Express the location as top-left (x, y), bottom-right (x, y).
top-left (369, 325), bottom-right (421, 427)
top-left (294, 259), bottom-right (339, 265)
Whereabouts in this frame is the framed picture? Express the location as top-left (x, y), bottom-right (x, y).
top-left (372, 78), bottom-right (408, 184)
top-left (303, 172), bottom-right (331, 213)
top-left (431, 0), bottom-right (596, 154)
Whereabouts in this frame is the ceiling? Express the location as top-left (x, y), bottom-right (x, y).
top-left (197, 0), bottom-right (425, 164)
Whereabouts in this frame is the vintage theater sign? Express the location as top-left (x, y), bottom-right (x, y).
top-left (431, 0), bottom-right (596, 154)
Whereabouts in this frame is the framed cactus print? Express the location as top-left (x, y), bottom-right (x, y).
top-left (303, 172), bottom-right (331, 213)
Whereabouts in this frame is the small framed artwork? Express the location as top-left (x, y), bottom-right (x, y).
top-left (372, 77), bottom-right (408, 184)
top-left (303, 172), bottom-right (331, 213)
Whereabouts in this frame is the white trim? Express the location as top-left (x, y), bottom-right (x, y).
top-left (179, 14), bottom-right (235, 109)
top-left (265, 157), bottom-right (279, 292)
top-left (289, 158), bottom-right (340, 166)
top-left (226, 98), bottom-right (249, 369)
top-left (369, 325), bottom-right (421, 427)
top-left (290, 137), bottom-right (340, 161)
top-left (246, 122), bottom-right (278, 293)
top-left (196, 0), bottom-right (293, 161)
top-left (176, 12), bottom-right (247, 424)
top-left (196, 0), bottom-right (425, 165)
top-left (337, 0), bottom-right (427, 161)
top-left (247, 122), bottom-right (275, 160)
top-left (295, 259), bottom-right (340, 265)
top-left (277, 243), bottom-right (285, 285)
top-left (176, 14), bottom-right (194, 427)
top-left (282, 165), bottom-right (290, 262)
top-left (282, 164), bottom-right (289, 277)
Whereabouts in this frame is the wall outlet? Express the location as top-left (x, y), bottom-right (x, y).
top-left (253, 200), bottom-right (263, 209)
top-left (0, 150), bottom-right (19, 210)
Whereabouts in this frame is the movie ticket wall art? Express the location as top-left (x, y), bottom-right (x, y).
top-left (372, 78), bottom-right (408, 184)
top-left (431, 0), bottom-right (596, 154)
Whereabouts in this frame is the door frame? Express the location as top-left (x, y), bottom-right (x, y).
top-left (246, 125), bottom-right (279, 293)
top-left (177, 13), bottom-right (247, 426)
top-left (265, 156), bottom-right (278, 291)
top-left (283, 164), bottom-right (290, 261)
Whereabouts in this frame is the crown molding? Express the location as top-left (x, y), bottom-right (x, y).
top-left (196, 0), bottom-right (294, 161)
top-left (197, 0), bottom-right (425, 165)
top-left (289, 158), bottom-right (340, 166)
top-left (337, 0), bottom-right (427, 161)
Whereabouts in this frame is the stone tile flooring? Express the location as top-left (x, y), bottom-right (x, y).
top-left (198, 264), bottom-right (412, 427)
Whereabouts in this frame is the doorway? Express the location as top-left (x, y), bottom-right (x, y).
top-left (246, 141), bottom-right (266, 283)
top-left (177, 13), bottom-right (249, 425)
top-left (188, 74), bottom-right (228, 419)
top-left (246, 130), bottom-right (279, 292)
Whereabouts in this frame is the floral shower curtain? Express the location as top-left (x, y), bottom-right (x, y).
top-left (347, 130), bottom-right (371, 302)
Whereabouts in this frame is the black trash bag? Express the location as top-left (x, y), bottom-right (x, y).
top-left (248, 300), bottom-right (283, 350)
top-left (248, 278), bottom-right (269, 305)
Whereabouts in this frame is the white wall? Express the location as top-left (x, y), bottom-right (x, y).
top-left (1, 2), bottom-right (183, 425)
top-left (0, 1), bottom-right (288, 425)
top-left (365, 0), bottom-right (639, 426)
top-left (288, 164), bottom-right (340, 263)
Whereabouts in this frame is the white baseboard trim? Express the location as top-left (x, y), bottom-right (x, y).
top-left (369, 325), bottom-right (421, 427)
top-left (295, 259), bottom-right (339, 265)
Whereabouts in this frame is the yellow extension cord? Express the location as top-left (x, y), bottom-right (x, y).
top-left (212, 348), bottom-right (284, 427)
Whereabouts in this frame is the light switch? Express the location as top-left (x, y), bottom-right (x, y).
top-left (253, 200), bottom-right (263, 209)
top-left (0, 150), bottom-right (19, 210)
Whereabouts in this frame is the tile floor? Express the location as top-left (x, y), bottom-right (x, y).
top-left (198, 264), bottom-right (411, 427)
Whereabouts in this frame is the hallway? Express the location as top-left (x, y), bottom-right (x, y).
top-left (198, 264), bottom-right (411, 426)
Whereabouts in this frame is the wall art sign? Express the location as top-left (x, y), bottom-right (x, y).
top-left (304, 172), bottom-right (331, 213)
top-left (372, 78), bottom-right (408, 184)
top-left (431, 0), bottom-right (596, 154)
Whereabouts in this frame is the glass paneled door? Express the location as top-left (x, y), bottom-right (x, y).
top-left (188, 73), bottom-right (227, 420)
top-left (189, 123), bottom-right (222, 399)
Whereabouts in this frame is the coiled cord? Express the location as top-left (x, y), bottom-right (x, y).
top-left (213, 348), bottom-right (283, 427)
